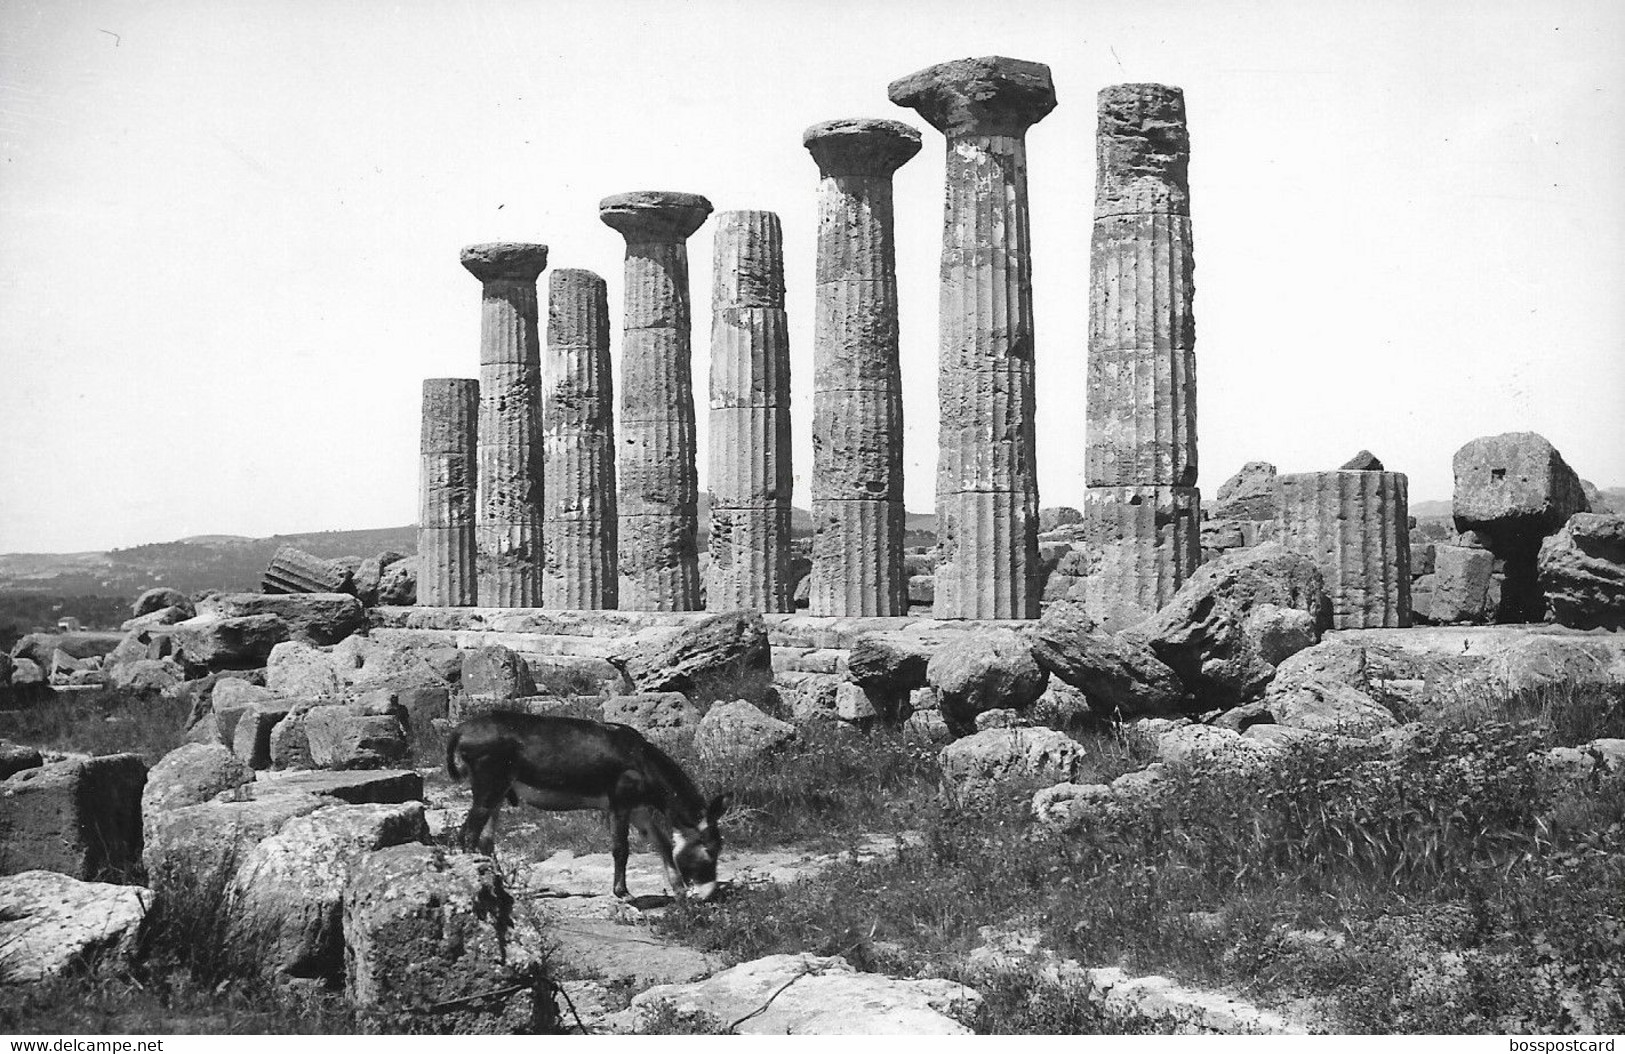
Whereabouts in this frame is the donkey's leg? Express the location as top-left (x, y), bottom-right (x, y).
top-left (460, 760), bottom-right (509, 855)
top-left (609, 808), bottom-right (631, 900)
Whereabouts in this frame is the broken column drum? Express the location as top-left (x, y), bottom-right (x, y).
top-left (461, 242), bottom-right (549, 607)
top-left (708, 211), bottom-right (793, 613)
top-left (600, 192), bottom-right (712, 611)
top-left (542, 269), bottom-right (617, 609)
top-left (1276, 470), bottom-right (1412, 628)
top-left (803, 118), bottom-right (922, 616)
top-left (1080, 84), bottom-right (1200, 629)
top-left (890, 56), bottom-right (1056, 620)
top-left (418, 378), bottom-right (479, 606)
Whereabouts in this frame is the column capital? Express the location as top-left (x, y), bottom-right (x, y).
top-left (888, 56), bottom-right (1056, 138)
top-left (803, 118), bottom-right (922, 178)
top-left (460, 242), bottom-right (549, 283)
top-left (599, 191), bottom-right (713, 243)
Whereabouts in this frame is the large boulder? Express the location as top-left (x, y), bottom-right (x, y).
top-left (602, 692), bottom-right (700, 746)
top-left (198, 592), bottom-right (366, 647)
top-left (0, 754), bottom-right (148, 879)
top-left (172, 613), bottom-right (291, 670)
top-left (106, 656), bottom-right (185, 695)
top-left (304, 705), bottom-right (408, 769)
top-left (0, 871), bottom-right (151, 983)
top-left (611, 611), bottom-right (772, 703)
top-left (1539, 513), bottom-right (1625, 630)
top-left (1, 740), bottom-right (43, 780)
top-left (847, 633), bottom-right (937, 720)
top-left (233, 802), bottom-right (429, 978)
top-left (143, 794), bottom-right (330, 899)
top-left (1453, 432), bottom-right (1589, 621)
top-left (343, 844), bottom-right (545, 1033)
top-left (461, 644), bottom-right (539, 701)
top-left (142, 743), bottom-right (254, 823)
top-left (376, 557), bottom-right (417, 606)
top-left (352, 552), bottom-right (406, 608)
top-left (132, 588), bottom-right (193, 619)
top-left (1137, 543), bottom-right (1329, 709)
top-left (1261, 676), bottom-right (1397, 737)
top-left (1210, 461), bottom-right (1279, 521)
top-left (266, 640), bottom-right (343, 699)
top-left (1025, 603), bottom-right (1192, 718)
top-left (938, 727), bottom-right (1085, 807)
top-left (927, 629), bottom-right (1048, 736)
top-left (694, 699), bottom-right (797, 763)
top-left (1453, 432), bottom-right (1588, 542)
top-left (625, 953), bottom-right (979, 1035)
top-left (232, 696), bottom-right (297, 769)
top-left (1429, 544), bottom-right (1497, 623)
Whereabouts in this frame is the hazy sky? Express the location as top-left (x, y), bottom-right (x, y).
top-left (2, 0), bottom-right (1621, 553)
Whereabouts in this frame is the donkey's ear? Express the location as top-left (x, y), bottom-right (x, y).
top-left (707, 792), bottom-right (733, 823)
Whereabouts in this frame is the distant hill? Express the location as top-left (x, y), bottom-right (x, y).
top-left (0, 496), bottom-right (941, 599)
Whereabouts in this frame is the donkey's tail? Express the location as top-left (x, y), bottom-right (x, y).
top-left (446, 726), bottom-right (465, 781)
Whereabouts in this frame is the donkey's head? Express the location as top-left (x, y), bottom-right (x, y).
top-left (670, 792), bottom-right (732, 901)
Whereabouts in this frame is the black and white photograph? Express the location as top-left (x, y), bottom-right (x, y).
top-left (1, 0), bottom-right (1622, 1038)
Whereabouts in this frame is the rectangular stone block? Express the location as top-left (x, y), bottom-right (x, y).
top-left (0, 754), bottom-right (147, 880)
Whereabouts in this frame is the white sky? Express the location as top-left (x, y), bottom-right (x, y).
top-left (2, 0), bottom-right (1622, 553)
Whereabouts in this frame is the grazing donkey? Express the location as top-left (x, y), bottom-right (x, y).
top-left (446, 712), bottom-right (731, 901)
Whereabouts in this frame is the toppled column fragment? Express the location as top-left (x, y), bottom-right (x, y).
top-left (803, 118), bottom-right (922, 616)
top-left (264, 545), bottom-right (353, 596)
top-left (542, 269), bottom-right (617, 609)
top-left (462, 242), bottom-right (549, 607)
top-left (418, 378), bottom-right (479, 606)
top-left (890, 56), bottom-right (1055, 619)
top-left (708, 211), bottom-right (792, 612)
top-left (601, 192), bottom-right (713, 611)
top-left (1276, 470), bottom-right (1412, 628)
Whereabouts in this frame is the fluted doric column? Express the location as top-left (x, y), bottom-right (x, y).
top-left (890, 56), bottom-right (1055, 620)
top-left (600, 192), bottom-right (712, 611)
top-left (707, 211), bottom-right (792, 612)
top-left (542, 269), bottom-right (617, 609)
top-left (418, 378), bottom-right (479, 606)
top-left (1277, 470), bottom-right (1412, 628)
top-left (461, 242), bottom-right (548, 607)
top-left (803, 118), bottom-right (921, 616)
top-left (1079, 84), bottom-right (1200, 630)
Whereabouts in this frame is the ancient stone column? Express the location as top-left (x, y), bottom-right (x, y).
top-left (803, 118), bottom-right (921, 617)
top-left (1080, 84), bottom-right (1200, 629)
top-left (890, 57), bottom-right (1056, 620)
top-left (461, 242), bottom-right (548, 607)
top-left (600, 192), bottom-right (712, 611)
top-left (542, 269), bottom-right (617, 609)
top-left (418, 378), bottom-right (479, 606)
top-left (708, 211), bottom-right (793, 613)
top-left (1277, 470), bottom-right (1412, 628)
